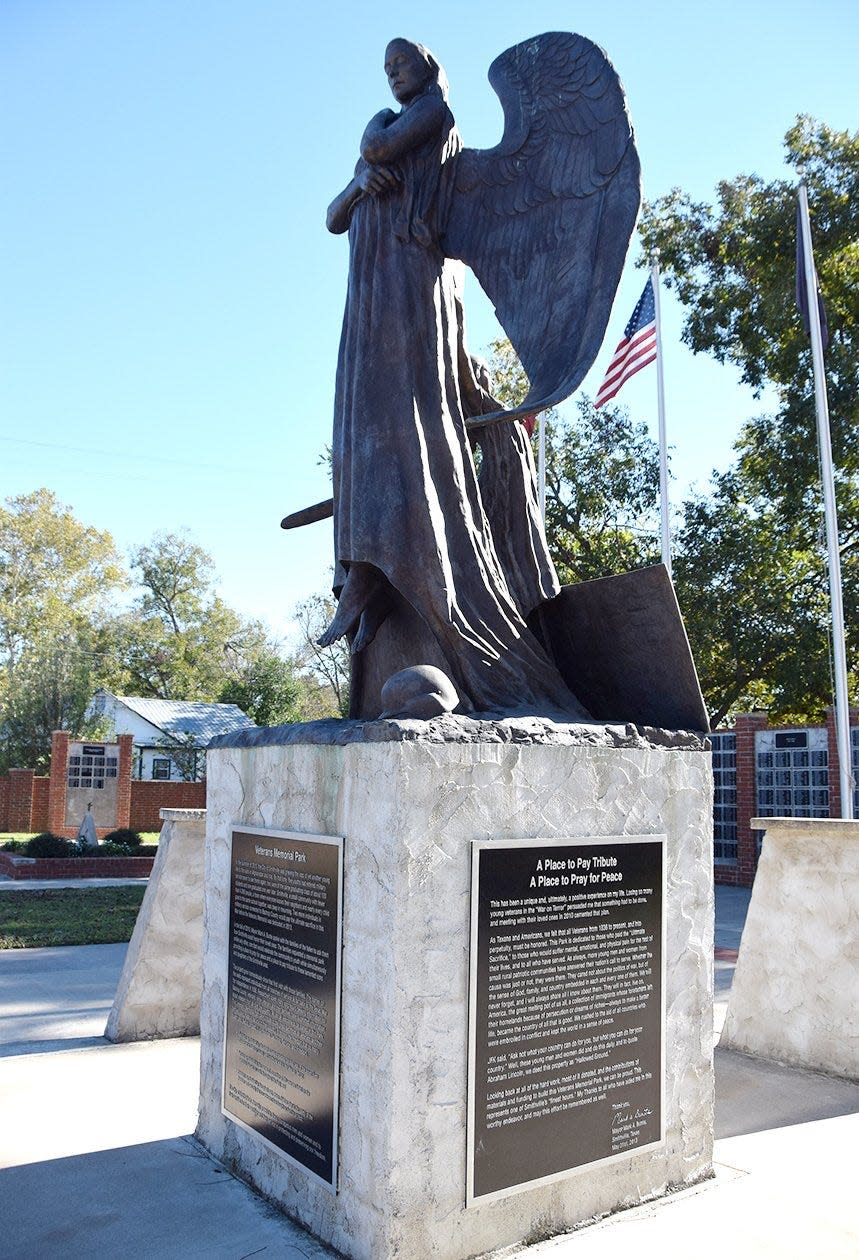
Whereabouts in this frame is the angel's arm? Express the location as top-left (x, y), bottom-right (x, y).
top-left (326, 178), bottom-right (362, 235)
top-left (360, 95), bottom-right (446, 164)
top-left (326, 161), bottom-right (401, 235)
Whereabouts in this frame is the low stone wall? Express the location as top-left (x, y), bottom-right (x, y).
top-left (106, 809), bottom-right (206, 1042)
top-left (720, 816), bottom-right (859, 1078)
top-left (0, 851), bottom-right (155, 880)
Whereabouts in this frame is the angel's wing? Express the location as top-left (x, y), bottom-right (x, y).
top-left (442, 31), bottom-right (641, 421)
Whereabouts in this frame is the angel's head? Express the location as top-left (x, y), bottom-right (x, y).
top-left (385, 39), bottom-right (449, 105)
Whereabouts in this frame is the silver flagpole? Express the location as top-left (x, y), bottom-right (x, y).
top-left (798, 182), bottom-right (854, 818)
top-left (538, 412), bottom-right (546, 520)
top-left (651, 259), bottom-right (671, 575)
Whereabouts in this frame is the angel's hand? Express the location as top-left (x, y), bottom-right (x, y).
top-left (357, 165), bottom-right (400, 196)
top-left (366, 107), bottom-right (397, 130)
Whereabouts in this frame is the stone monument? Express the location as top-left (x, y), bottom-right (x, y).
top-left (197, 31), bottom-right (714, 1260)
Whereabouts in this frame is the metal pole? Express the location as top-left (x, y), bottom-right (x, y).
top-left (798, 183), bottom-right (854, 818)
top-left (538, 411), bottom-right (546, 520)
top-left (651, 259), bottom-right (671, 575)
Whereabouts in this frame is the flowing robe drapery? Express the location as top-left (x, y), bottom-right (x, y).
top-left (332, 94), bottom-right (583, 717)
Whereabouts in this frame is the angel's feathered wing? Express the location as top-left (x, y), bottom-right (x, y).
top-left (443, 31), bottom-right (641, 421)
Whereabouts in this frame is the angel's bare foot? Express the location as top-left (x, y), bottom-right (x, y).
top-left (352, 587), bottom-right (393, 654)
top-left (317, 563), bottom-right (381, 648)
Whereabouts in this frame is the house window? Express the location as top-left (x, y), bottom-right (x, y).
top-left (152, 757), bottom-right (172, 781)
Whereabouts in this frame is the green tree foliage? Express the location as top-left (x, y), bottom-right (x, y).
top-left (293, 591), bottom-right (350, 718)
top-left (107, 531), bottom-right (268, 701)
top-left (673, 475), bottom-right (834, 727)
top-left (640, 117), bottom-right (859, 724)
top-left (0, 490), bottom-right (124, 771)
top-left (542, 401), bottom-right (661, 583)
top-left (0, 489), bottom-right (124, 678)
top-left (0, 631), bottom-right (114, 773)
top-left (218, 651), bottom-right (307, 726)
top-left (639, 118), bottom-right (858, 427)
top-left (485, 338), bottom-right (661, 584)
top-left (0, 494), bottom-right (307, 765)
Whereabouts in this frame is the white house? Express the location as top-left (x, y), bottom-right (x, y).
top-left (88, 689), bottom-right (255, 781)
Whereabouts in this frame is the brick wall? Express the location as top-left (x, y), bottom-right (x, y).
top-left (825, 705), bottom-right (859, 820)
top-left (129, 779), bottom-right (206, 831)
top-left (1, 730), bottom-right (204, 838)
top-left (714, 708), bottom-right (859, 888)
top-left (0, 769), bottom-right (205, 835)
top-left (0, 773), bottom-right (49, 833)
top-left (714, 712), bottom-right (769, 888)
top-left (31, 776), bottom-right (50, 832)
top-left (7, 769), bottom-right (36, 832)
top-left (47, 730), bottom-right (70, 835)
top-left (116, 733), bottom-right (133, 829)
top-left (0, 850), bottom-right (155, 880)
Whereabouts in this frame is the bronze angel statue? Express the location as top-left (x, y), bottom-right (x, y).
top-left (312, 33), bottom-right (641, 721)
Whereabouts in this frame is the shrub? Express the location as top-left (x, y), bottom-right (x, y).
top-left (103, 828), bottom-right (142, 847)
top-left (25, 832), bottom-right (72, 858)
top-left (1, 840), bottom-right (25, 853)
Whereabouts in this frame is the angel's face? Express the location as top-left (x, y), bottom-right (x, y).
top-left (384, 41), bottom-right (430, 105)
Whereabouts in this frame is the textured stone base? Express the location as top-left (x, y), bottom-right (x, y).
top-left (105, 809), bottom-right (206, 1043)
top-left (197, 720), bottom-right (714, 1260)
top-left (721, 817), bottom-right (859, 1078)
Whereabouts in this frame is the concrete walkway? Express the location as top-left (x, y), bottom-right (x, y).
top-left (0, 886), bottom-right (857, 1258)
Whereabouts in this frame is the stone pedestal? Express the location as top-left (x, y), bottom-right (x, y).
top-left (105, 808), bottom-right (206, 1042)
top-left (720, 817), bottom-right (859, 1078)
top-left (196, 718), bottom-right (714, 1260)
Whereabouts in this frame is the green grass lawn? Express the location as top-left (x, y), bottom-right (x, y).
top-left (0, 886), bottom-right (146, 948)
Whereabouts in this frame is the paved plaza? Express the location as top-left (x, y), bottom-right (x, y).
top-left (0, 885), bottom-right (856, 1258)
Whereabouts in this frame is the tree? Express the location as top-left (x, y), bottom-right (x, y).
top-left (293, 592), bottom-right (350, 718)
top-left (218, 651), bottom-right (308, 726)
top-left (639, 117), bottom-right (859, 723)
top-left (0, 489), bottom-right (124, 681)
top-left (109, 531), bottom-right (268, 701)
top-left (0, 490), bottom-right (125, 771)
top-left (639, 118), bottom-right (858, 430)
top-left (672, 474), bottom-right (839, 727)
top-left (0, 630), bottom-right (113, 772)
top-left (485, 338), bottom-right (661, 583)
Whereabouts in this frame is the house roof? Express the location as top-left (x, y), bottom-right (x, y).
top-left (114, 695), bottom-right (256, 744)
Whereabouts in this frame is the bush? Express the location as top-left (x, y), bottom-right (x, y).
top-left (1, 840), bottom-right (25, 853)
top-left (102, 828), bottom-right (142, 847)
top-left (25, 833), bottom-right (72, 858)
top-left (97, 842), bottom-right (154, 857)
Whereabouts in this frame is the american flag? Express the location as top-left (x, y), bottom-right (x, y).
top-left (594, 279), bottom-right (657, 408)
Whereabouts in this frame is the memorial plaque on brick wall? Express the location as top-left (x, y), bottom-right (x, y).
top-left (468, 836), bottom-right (665, 1203)
top-left (223, 826), bottom-right (344, 1191)
top-left (64, 740), bottom-right (121, 829)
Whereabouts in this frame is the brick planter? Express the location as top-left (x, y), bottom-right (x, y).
top-left (0, 851), bottom-right (154, 881)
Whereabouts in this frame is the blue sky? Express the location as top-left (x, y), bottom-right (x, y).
top-left (2, 1), bottom-right (857, 645)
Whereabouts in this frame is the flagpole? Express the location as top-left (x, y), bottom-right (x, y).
top-left (798, 182), bottom-right (854, 819)
top-left (538, 413), bottom-right (546, 519)
top-left (651, 259), bottom-right (671, 575)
